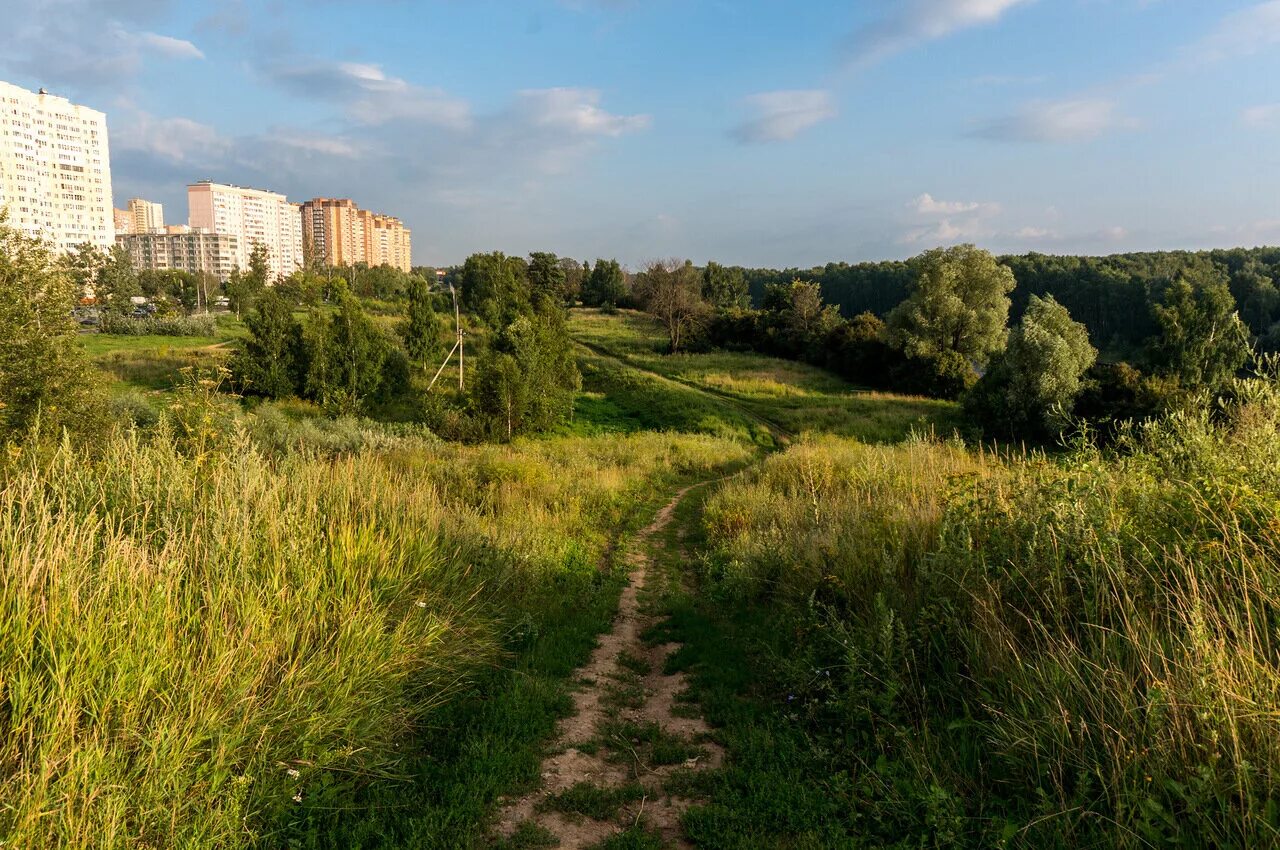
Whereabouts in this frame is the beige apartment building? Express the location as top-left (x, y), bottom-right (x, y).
top-left (0, 80), bottom-right (114, 252)
top-left (128, 197), bottom-right (163, 233)
top-left (117, 227), bottom-right (240, 284)
top-left (300, 197), bottom-right (412, 273)
top-left (187, 180), bottom-right (303, 280)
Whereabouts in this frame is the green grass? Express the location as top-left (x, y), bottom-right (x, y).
top-left (538, 781), bottom-right (647, 820)
top-left (80, 316), bottom-right (246, 396)
top-left (569, 308), bottom-right (960, 442)
top-left (0, 408), bottom-right (751, 849)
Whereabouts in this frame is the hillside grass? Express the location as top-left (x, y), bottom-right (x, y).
top-left (569, 308), bottom-right (959, 442)
top-left (0, 407), bottom-right (750, 848)
top-left (667, 385), bottom-right (1280, 848)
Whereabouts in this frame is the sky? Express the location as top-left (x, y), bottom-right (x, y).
top-left (2, 0), bottom-right (1279, 268)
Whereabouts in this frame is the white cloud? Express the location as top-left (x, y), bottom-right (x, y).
top-left (732, 90), bottom-right (836, 143)
top-left (845, 0), bottom-right (1033, 67)
top-left (111, 106), bottom-right (230, 163)
top-left (1013, 226), bottom-right (1055, 239)
top-left (267, 60), bottom-right (473, 130)
top-left (1195, 0), bottom-right (1280, 62)
top-left (911, 194), bottom-right (988, 216)
top-left (134, 31), bottom-right (204, 60)
top-left (1243, 104), bottom-right (1280, 126)
top-left (513, 88), bottom-right (651, 138)
top-left (977, 97), bottom-right (1128, 142)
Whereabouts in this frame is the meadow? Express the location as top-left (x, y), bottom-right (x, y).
top-left (0, 387), bottom-right (750, 848)
top-left (674, 377), bottom-right (1280, 847)
top-left (15, 308), bottom-right (1280, 848)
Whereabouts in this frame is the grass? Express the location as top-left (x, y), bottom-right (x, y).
top-left (80, 314), bottom-right (245, 397)
top-left (538, 781), bottom-right (647, 820)
top-left (669, 391), bottom-right (1280, 847)
top-left (0, 403), bottom-right (750, 848)
top-left (569, 308), bottom-right (959, 442)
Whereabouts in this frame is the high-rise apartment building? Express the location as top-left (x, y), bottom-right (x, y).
top-left (127, 197), bottom-right (164, 233)
top-left (0, 80), bottom-right (114, 252)
top-left (113, 207), bottom-right (133, 235)
top-left (300, 197), bottom-right (412, 273)
top-left (187, 180), bottom-right (303, 280)
top-left (117, 227), bottom-right (240, 284)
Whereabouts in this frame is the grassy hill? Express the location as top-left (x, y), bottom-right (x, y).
top-left (10, 309), bottom-right (1280, 848)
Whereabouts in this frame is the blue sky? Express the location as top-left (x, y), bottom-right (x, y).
top-left (3, 0), bottom-right (1279, 268)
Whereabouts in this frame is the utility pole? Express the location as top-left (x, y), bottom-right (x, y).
top-left (427, 281), bottom-right (466, 392)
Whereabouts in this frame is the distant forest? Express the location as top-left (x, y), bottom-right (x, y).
top-left (740, 247), bottom-right (1280, 356)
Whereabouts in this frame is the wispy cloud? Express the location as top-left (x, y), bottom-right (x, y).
top-left (845, 0), bottom-right (1033, 67)
top-left (975, 97), bottom-right (1129, 143)
top-left (264, 60), bottom-right (473, 129)
top-left (512, 88), bottom-right (651, 138)
top-left (1193, 0), bottom-right (1280, 62)
top-left (1243, 103), bottom-right (1280, 127)
top-left (732, 90), bottom-right (836, 143)
top-left (909, 193), bottom-right (999, 216)
top-left (134, 31), bottom-right (204, 60)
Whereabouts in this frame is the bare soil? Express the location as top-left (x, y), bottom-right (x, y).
top-left (493, 484), bottom-right (722, 848)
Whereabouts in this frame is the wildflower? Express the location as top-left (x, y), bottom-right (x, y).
top-left (416, 601), bottom-right (427, 608)
top-left (286, 768), bottom-right (300, 779)
top-left (293, 792), bottom-right (303, 803)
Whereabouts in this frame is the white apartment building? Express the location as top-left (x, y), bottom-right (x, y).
top-left (187, 180), bottom-right (303, 281)
top-left (0, 80), bottom-right (114, 252)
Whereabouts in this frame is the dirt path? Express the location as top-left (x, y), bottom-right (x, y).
top-left (492, 483), bottom-right (722, 849)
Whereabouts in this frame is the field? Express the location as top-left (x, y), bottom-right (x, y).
top-left (570, 309), bottom-right (960, 442)
top-left (9, 309), bottom-right (1280, 848)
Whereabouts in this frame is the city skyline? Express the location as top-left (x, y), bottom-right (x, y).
top-left (1, 1), bottom-right (1279, 268)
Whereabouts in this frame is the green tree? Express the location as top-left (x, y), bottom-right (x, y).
top-left (234, 290), bottom-right (301, 398)
top-left (582, 259), bottom-right (627, 308)
top-left (60, 242), bottom-right (105, 307)
top-left (635, 260), bottom-right (707, 353)
top-left (461, 252), bottom-right (529, 329)
top-left (702, 261), bottom-right (749, 310)
top-left (97, 245), bottom-right (141, 313)
top-left (1147, 274), bottom-right (1251, 391)
top-left (528, 252), bottom-right (568, 309)
top-left (887, 245), bottom-right (1016, 391)
top-left (401, 275), bottom-right (440, 369)
top-left (965, 294), bottom-right (1098, 438)
top-left (473, 312), bottom-right (580, 439)
top-left (0, 215), bottom-right (102, 440)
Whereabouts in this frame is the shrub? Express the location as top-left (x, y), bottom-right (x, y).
top-left (98, 313), bottom-right (218, 336)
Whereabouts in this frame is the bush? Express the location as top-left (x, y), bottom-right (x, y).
top-left (99, 313), bottom-right (218, 336)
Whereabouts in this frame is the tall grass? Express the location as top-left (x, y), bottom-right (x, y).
top-left (700, 384), bottom-right (1280, 846)
top-left (0, 421), bottom-right (748, 848)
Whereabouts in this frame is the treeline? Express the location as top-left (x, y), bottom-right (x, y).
top-left (232, 251), bottom-right (581, 441)
top-left (621, 245), bottom-right (1256, 444)
top-left (734, 247), bottom-right (1280, 356)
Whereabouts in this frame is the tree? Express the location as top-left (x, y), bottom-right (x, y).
top-left (227, 244), bottom-right (271, 318)
top-left (1146, 274), bottom-right (1251, 391)
top-left (702, 261), bottom-right (749, 310)
top-left (965, 294), bottom-right (1098, 439)
top-left (635, 260), bottom-right (708, 353)
top-left (461, 252), bottom-right (529, 329)
top-left (582, 259), bottom-right (627, 308)
top-left (234, 290), bottom-right (301, 398)
top-left (887, 245), bottom-right (1016, 392)
top-left (527, 252), bottom-right (568, 309)
top-left (401, 275), bottom-right (440, 369)
top-left (60, 242), bottom-right (105, 306)
top-left (473, 312), bottom-right (581, 440)
top-left (561, 257), bottom-right (586, 304)
top-left (97, 245), bottom-right (141, 312)
top-left (0, 214), bottom-right (102, 440)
